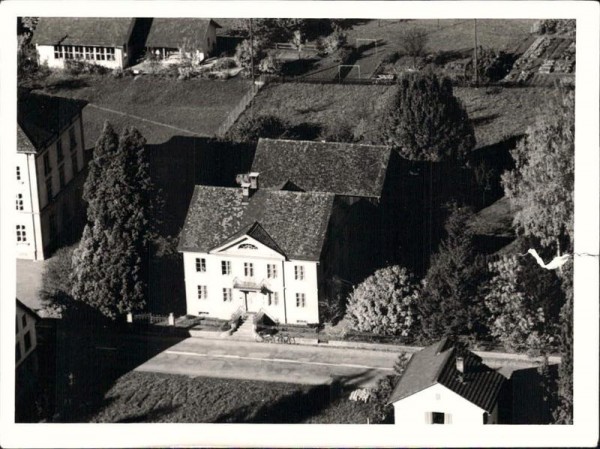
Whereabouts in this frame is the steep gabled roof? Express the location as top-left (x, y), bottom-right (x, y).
top-left (33, 17), bottom-right (134, 47)
top-left (178, 186), bottom-right (334, 261)
top-left (217, 221), bottom-right (287, 257)
top-left (16, 298), bottom-right (40, 321)
top-left (17, 90), bottom-right (86, 154)
top-left (388, 338), bottom-right (506, 413)
top-left (145, 18), bottom-right (221, 50)
top-left (252, 138), bottom-right (392, 199)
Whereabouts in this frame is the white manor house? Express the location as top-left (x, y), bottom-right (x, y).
top-left (178, 139), bottom-right (396, 325)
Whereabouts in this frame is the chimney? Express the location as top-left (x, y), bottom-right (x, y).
top-left (248, 172), bottom-right (259, 190)
top-left (236, 172), bottom-right (259, 203)
top-left (456, 356), bottom-right (465, 373)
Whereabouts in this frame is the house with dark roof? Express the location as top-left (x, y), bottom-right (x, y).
top-left (388, 338), bottom-right (507, 425)
top-left (252, 138), bottom-right (393, 204)
top-left (15, 298), bottom-right (41, 421)
top-left (145, 18), bottom-right (221, 61)
top-left (32, 17), bottom-right (145, 69)
top-left (178, 138), bottom-right (397, 324)
top-left (178, 183), bottom-right (335, 324)
top-left (17, 90), bottom-right (87, 260)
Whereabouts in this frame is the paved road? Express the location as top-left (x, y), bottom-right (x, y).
top-left (128, 336), bottom-right (402, 388)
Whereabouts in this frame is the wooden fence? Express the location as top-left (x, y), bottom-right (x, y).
top-left (215, 83), bottom-right (264, 137)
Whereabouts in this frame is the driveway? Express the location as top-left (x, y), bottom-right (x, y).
top-left (129, 336), bottom-right (401, 388)
top-left (16, 258), bottom-right (47, 311)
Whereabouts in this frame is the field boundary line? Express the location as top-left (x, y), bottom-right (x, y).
top-left (87, 103), bottom-right (207, 137)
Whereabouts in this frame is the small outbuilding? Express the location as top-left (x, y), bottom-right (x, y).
top-left (388, 338), bottom-right (507, 425)
top-left (144, 18), bottom-right (221, 62)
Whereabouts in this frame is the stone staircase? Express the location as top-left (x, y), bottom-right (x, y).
top-left (230, 313), bottom-right (257, 341)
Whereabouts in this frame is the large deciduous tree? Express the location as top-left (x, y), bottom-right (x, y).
top-left (377, 72), bottom-right (476, 162)
top-left (502, 89), bottom-right (574, 255)
top-left (417, 204), bottom-right (488, 341)
top-left (71, 123), bottom-right (157, 320)
top-left (482, 254), bottom-right (564, 353)
top-left (345, 265), bottom-right (418, 336)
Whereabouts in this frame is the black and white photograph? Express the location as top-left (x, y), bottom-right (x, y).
top-left (1, 1), bottom-right (598, 447)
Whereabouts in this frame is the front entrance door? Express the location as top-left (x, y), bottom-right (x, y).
top-left (244, 291), bottom-right (262, 312)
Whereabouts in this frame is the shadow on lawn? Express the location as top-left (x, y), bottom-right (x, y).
top-left (213, 371), bottom-right (375, 423)
top-left (35, 320), bottom-right (188, 423)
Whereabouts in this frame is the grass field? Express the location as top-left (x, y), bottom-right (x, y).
top-left (346, 19), bottom-right (537, 55)
top-left (39, 76), bottom-right (252, 147)
top-left (234, 82), bottom-right (550, 150)
top-left (90, 371), bottom-right (379, 423)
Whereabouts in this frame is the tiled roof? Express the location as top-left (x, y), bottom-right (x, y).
top-left (252, 138), bottom-right (392, 198)
top-left (388, 338), bottom-right (506, 413)
top-left (145, 19), bottom-right (221, 50)
top-left (178, 186), bottom-right (334, 261)
top-left (17, 90), bottom-right (86, 154)
top-left (33, 17), bottom-right (134, 46)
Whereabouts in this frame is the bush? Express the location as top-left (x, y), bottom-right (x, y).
top-left (228, 114), bottom-right (291, 143)
top-left (346, 265), bottom-right (419, 336)
top-left (382, 51), bottom-right (401, 65)
top-left (258, 55), bottom-right (281, 75)
top-left (64, 59), bottom-right (110, 76)
top-left (212, 57), bottom-right (238, 71)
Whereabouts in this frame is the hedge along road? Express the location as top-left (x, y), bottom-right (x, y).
top-left (129, 336), bottom-right (400, 388)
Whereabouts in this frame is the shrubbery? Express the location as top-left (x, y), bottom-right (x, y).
top-left (346, 266), bottom-right (418, 336)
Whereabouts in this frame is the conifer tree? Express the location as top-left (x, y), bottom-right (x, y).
top-left (417, 204), bottom-right (487, 341)
top-left (71, 123), bottom-right (157, 319)
top-left (377, 72), bottom-right (476, 161)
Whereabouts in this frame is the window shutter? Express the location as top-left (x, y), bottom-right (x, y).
top-left (445, 413), bottom-right (452, 424)
top-left (425, 412), bottom-right (431, 424)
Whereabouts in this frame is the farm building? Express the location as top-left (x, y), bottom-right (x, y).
top-left (144, 18), bottom-right (221, 62)
top-left (178, 139), bottom-right (395, 324)
top-left (17, 90), bottom-right (87, 260)
top-left (32, 17), bottom-right (146, 69)
top-left (388, 338), bottom-right (507, 425)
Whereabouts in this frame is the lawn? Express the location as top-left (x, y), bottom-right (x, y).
top-left (90, 371), bottom-right (379, 423)
top-left (38, 75), bottom-right (253, 147)
top-left (234, 82), bottom-right (551, 150)
top-left (345, 19), bottom-right (537, 55)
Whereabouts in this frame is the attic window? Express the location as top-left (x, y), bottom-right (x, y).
top-left (239, 243), bottom-right (258, 250)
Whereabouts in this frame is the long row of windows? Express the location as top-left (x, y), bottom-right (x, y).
top-left (195, 258), bottom-right (305, 280)
top-left (42, 127), bottom-right (80, 205)
top-left (196, 287), bottom-right (302, 307)
top-left (54, 45), bottom-right (116, 61)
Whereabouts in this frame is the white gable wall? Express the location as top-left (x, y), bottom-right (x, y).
top-left (182, 236), bottom-right (320, 324)
top-left (392, 383), bottom-right (491, 426)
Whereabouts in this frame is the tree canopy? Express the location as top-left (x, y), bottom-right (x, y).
top-left (346, 265), bottom-right (418, 336)
top-left (376, 72), bottom-right (476, 162)
top-left (417, 204), bottom-right (488, 341)
top-left (483, 254), bottom-right (564, 353)
top-left (71, 123), bottom-right (158, 320)
top-left (502, 89), bottom-right (574, 254)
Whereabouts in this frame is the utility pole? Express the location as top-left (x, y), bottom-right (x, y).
top-left (249, 18), bottom-right (255, 94)
top-left (473, 19), bottom-right (479, 87)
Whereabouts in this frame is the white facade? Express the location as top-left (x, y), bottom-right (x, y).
top-left (15, 304), bottom-right (38, 369)
top-left (392, 383), bottom-right (498, 426)
top-left (37, 44), bottom-right (128, 69)
top-left (182, 235), bottom-right (320, 324)
top-left (17, 116), bottom-right (85, 260)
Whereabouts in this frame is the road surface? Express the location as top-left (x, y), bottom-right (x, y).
top-left (127, 336), bottom-right (401, 388)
